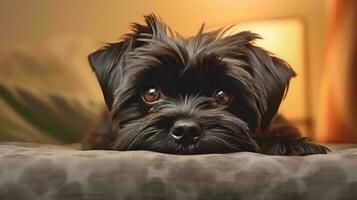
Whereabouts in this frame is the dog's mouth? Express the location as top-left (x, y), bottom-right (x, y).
top-left (113, 116), bottom-right (259, 155)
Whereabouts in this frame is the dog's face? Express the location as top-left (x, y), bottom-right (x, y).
top-left (88, 15), bottom-right (296, 154)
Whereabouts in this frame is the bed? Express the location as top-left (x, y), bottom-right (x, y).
top-left (0, 142), bottom-right (357, 200)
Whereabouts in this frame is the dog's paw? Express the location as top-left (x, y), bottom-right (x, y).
top-left (261, 138), bottom-right (330, 156)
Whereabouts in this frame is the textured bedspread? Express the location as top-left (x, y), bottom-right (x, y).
top-left (0, 143), bottom-right (357, 200)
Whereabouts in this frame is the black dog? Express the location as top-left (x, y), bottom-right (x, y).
top-left (82, 14), bottom-right (329, 156)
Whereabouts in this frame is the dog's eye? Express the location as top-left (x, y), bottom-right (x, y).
top-left (214, 90), bottom-right (233, 105)
top-left (143, 87), bottom-right (161, 103)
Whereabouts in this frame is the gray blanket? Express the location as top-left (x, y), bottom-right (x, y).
top-left (0, 143), bottom-right (357, 200)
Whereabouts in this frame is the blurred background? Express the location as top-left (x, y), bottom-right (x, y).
top-left (0, 0), bottom-right (356, 144)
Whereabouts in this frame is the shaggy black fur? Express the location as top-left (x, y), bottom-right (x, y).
top-left (82, 14), bottom-right (329, 155)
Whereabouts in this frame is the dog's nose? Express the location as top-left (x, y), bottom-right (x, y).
top-left (170, 120), bottom-right (202, 143)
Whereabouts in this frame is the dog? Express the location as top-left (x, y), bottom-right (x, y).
top-left (81, 14), bottom-right (329, 156)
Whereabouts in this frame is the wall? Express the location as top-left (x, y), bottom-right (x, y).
top-left (0, 0), bottom-right (328, 137)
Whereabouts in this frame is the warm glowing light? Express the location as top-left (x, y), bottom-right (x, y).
top-left (223, 18), bottom-right (308, 135)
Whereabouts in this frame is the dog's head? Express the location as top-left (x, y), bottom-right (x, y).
top-left (88, 14), bottom-right (296, 154)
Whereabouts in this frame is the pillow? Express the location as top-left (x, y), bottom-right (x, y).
top-left (0, 36), bottom-right (105, 143)
top-left (0, 84), bottom-right (103, 143)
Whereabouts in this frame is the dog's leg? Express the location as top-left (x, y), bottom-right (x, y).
top-left (257, 115), bottom-right (329, 156)
top-left (81, 114), bottom-right (116, 150)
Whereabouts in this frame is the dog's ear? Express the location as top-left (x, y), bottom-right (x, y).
top-left (88, 41), bottom-right (127, 109)
top-left (88, 14), bottom-right (167, 109)
top-left (257, 54), bottom-right (296, 129)
top-left (236, 32), bottom-right (296, 128)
